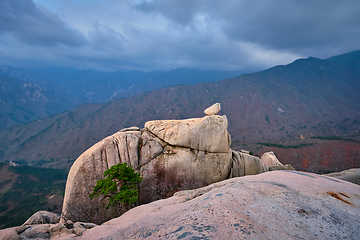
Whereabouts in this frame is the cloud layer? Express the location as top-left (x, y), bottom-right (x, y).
top-left (0, 0), bottom-right (359, 71)
top-left (0, 0), bottom-right (85, 46)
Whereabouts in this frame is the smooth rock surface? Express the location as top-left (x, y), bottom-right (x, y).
top-left (204, 103), bottom-right (221, 116)
top-left (63, 171), bottom-right (360, 240)
top-left (325, 168), bottom-right (360, 185)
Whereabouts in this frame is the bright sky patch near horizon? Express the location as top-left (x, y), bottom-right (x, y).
top-left (0, 0), bottom-right (359, 72)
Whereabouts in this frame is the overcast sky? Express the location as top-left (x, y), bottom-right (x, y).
top-left (0, 0), bottom-right (359, 72)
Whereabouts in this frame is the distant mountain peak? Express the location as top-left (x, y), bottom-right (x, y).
top-left (326, 49), bottom-right (360, 67)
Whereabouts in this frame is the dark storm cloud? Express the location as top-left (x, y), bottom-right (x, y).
top-left (218, 1), bottom-right (360, 54)
top-left (0, 0), bottom-right (359, 71)
top-left (0, 0), bottom-right (85, 46)
top-left (134, 0), bottom-right (360, 56)
top-left (135, 0), bottom-right (201, 26)
top-left (87, 21), bottom-right (126, 51)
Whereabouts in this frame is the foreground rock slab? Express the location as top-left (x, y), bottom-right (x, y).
top-left (59, 170), bottom-right (360, 240)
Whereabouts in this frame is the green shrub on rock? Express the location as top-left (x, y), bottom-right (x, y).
top-left (89, 163), bottom-right (142, 209)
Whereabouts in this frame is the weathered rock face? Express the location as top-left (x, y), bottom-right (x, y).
top-left (144, 114), bottom-right (230, 153)
top-left (61, 129), bottom-right (143, 224)
top-left (0, 221), bottom-right (97, 240)
top-left (140, 145), bottom-right (233, 202)
top-left (67, 171), bottom-right (360, 240)
top-left (61, 104), bottom-right (293, 224)
top-left (22, 211), bottom-right (60, 226)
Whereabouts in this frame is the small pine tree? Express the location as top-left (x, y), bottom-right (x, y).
top-left (89, 163), bottom-right (142, 209)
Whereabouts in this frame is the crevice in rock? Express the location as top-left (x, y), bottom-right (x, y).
top-left (113, 137), bottom-right (122, 167)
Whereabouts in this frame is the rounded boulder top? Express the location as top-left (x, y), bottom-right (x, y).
top-left (204, 103), bottom-right (221, 116)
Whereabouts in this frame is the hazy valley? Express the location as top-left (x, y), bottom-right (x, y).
top-left (0, 66), bottom-right (245, 129)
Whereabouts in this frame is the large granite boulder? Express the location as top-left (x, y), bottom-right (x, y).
top-left (61, 114), bottom-right (234, 223)
top-left (60, 104), bottom-right (293, 224)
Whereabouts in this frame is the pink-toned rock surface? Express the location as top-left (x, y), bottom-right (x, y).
top-left (53, 170), bottom-right (360, 240)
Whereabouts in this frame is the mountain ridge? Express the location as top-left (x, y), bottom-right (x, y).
top-left (0, 66), bottom-right (246, 129)
top-left (0, 74), bottom-right (76, 129)
top-left (0, 50), bottom-right (359, 172)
